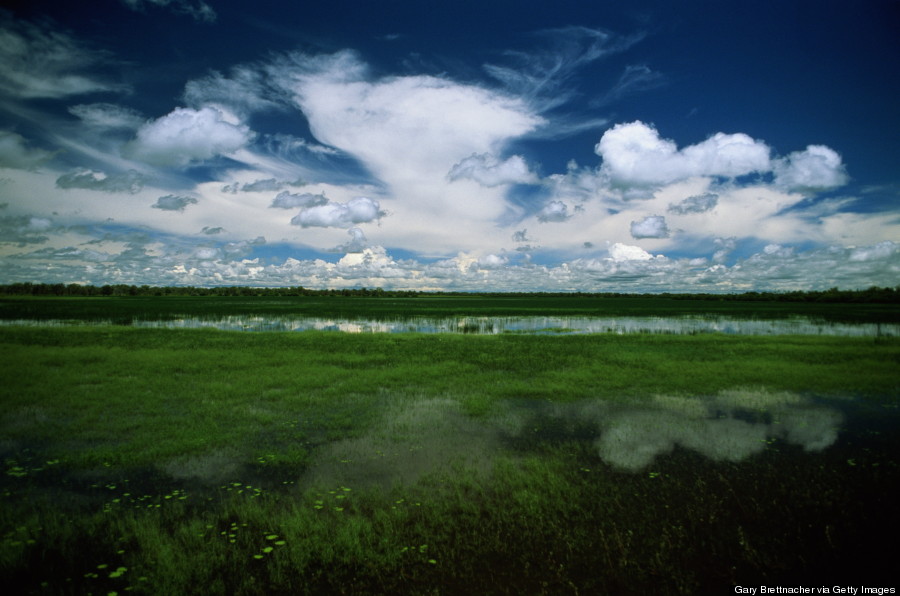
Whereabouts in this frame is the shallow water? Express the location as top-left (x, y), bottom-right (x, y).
top-left (3, 313), bottom-right (898, 336)
top-left (2, 390), bottom-right (898, 591)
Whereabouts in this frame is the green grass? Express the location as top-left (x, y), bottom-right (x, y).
top-left (2, 328), bottom-right (897, 469)
top-left (1, 326), bottom-right (899, 593)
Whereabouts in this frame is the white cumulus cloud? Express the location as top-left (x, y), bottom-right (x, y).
top-left (274, 50), bottom-right (542, 181)
top-left (537, 200), bottom-right (571, 222)
top-left (331, 227), bottom-right (369, 253)
top-left (126, 106), bottom-right (254, 167)
top-left (608, 243), bottom-right (654, 261)
top-left (630, 215), bottom-right (669, 239)
top-left (849, 241), bottom-right (897, 262)
top-left (596, 120), bottom-right (772, 188)
top-left (773, 145), bottom-right (848, 192)
top-left (264, 49), bottom-right (543, 254)
top-left (477, 253), bottom-right (509, 269)
top-left (291, 197), bottom-right (383, 228)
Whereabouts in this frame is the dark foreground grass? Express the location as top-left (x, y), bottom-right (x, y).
top-left (1, 327), bottom-right (899, 594)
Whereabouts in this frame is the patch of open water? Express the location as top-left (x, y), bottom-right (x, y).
top-left (2, 314), bottom-right (898, 336)
top-left (2, 391), bottom-right (897, 592)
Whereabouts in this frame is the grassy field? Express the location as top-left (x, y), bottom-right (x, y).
top-left (2, 324), bottom-right (899, 594)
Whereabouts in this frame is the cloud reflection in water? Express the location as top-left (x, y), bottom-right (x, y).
top-left (591, 390), bottom-right (843, 471)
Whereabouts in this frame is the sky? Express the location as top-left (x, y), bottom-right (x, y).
top-left (1, 0), bottom-right (898, 292)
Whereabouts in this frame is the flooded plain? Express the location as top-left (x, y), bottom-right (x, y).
top-left (2, 312), bottom-right (898, 591)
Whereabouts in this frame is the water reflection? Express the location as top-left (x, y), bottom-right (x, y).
top-left (501, 389), bottom-right (844, 471)
top-left (3, 314), bottom-right (897, 336)
top-left (302, 397), bottom-right (500, 490)
top-left (594, 397), bottom-right (842, 471)
top-left (301, 389), bottom-right (845, 492)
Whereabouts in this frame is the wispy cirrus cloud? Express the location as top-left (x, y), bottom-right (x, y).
top-left (484, 26), bottom-right (642, 112)
top-left (68, 103), bottom-right (144, 130)
top-left (447, 153), bottom-right (538, 187)
top-left (183, 66), bottom-right (284, 116)
top-left (119, 0), bottom-right (216, 22)
top-left (55, 168), bottom-right (147, 193)
top-left (0, 14), bottom-right (127, 100)
top-left (592, 64), bottom-right (665, 108)
top-left (0, 130), bottom-right (54, 169)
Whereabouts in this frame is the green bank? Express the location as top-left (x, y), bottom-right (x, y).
top-left (3, 292), bottom-right (899, 322)
top-left (2, 327), bottom-right (899, 593)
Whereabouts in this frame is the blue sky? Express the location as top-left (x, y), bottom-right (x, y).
top-left (1, 0), bottom-right (897, 291)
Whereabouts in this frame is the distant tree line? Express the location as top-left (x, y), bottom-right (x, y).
top-left (661, 287), bottom-right (900, 303)
top-left (0, 283), bottom-right (408, 298)
top-left (0, 283), bottom-right (898, 303)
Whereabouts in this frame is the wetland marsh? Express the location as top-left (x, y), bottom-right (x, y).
top-left (1, 295), bottom-right (898, 594)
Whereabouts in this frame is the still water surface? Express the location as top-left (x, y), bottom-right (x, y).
top-left (3, 314), bottom-right (897, 336)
